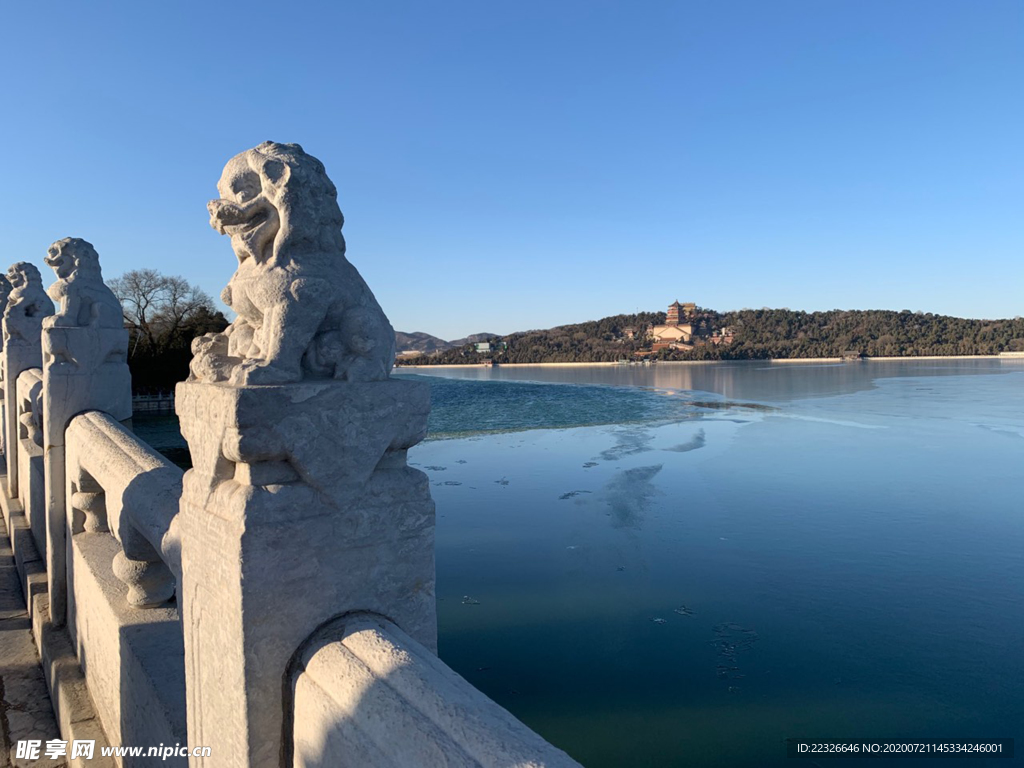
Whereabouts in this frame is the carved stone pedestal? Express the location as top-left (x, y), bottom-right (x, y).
top-left (176, 378), bottom-right (435, 768)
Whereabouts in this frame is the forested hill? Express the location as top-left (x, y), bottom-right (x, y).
top-left (408, 312), bottom-right (663, 364)
top-left (712, 308), bottom-right (1024, 359)
top-left (401, 308), bottom-right (1024, 365)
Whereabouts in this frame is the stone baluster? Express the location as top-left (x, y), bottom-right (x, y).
top-left (42, 239), bottom-right (131, 627)
top-left (69, 471), bottom-right (108, 534)
top-left (15, 370), bottom-right (45, 556)
top-left (178, 142), bottom-right (434, 768)
top-left (3, 262), bottom-right (53, 497)
top-left (112, 525), bottom-right (175, 608)
top-left (17, 371), bottom-right (43, 448)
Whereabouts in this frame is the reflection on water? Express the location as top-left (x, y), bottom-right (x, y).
top-left (404, 358), bottom-right (1016, 404)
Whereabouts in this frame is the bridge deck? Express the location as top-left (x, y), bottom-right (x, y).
top-left (0, 462), bottom-right (113, 768)
top-left (0, 512), bottom-right (64, 767)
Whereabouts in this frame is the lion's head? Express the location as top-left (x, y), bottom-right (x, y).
top-left (7, 262), bottom-right (43, 294)
top-left (207, 141), bottom-right (345, 265)
top-left (45, 237), bottom-right (103, 281)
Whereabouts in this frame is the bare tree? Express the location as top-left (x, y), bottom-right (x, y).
top-left (110, 269), bottom-right (217, 354)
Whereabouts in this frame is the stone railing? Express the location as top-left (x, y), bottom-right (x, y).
top-left (62, 411), bottom-right (186, 759)
top-left (0, 150), bottom-right (581, 767)
top-left (290, 613), bottom-right (580, 768)
top-left (65, 411), bottom-right (182, 597)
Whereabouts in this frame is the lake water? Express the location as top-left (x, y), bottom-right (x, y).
top-left (136, 360), bottom-right (1024, 766)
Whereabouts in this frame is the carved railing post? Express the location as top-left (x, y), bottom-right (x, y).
top-left (42, 238), bottom-right (131, 627)
top-left (178, 142), bottom-right (434, 768)
top-left (3, 262), bottom-right (53, 497)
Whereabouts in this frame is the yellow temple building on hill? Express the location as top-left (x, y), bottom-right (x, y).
top-left (651, 300), bottom-right (696, 349)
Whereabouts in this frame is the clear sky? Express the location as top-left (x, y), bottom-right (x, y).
top-left (2, 1), bottom-right (1021, 339)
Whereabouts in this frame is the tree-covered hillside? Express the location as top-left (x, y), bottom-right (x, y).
top-left (705, 308), bottom-right (1024, 359)
top-left (413, 312), bottom-right (663, 364)
top-left (401, 308), bottom-right (1024, 365)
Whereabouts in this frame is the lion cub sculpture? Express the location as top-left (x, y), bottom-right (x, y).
top-left (191, 141), bottom-right (396, 386)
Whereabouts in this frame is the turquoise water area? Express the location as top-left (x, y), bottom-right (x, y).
top-left (136, 360), bottom-right (1024, 766)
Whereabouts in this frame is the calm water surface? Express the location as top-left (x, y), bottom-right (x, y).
top-left (138, 360), bottom-right (1024, 767)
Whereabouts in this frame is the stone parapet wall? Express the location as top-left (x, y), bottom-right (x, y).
top-left (69, 532), bottom-right (185, 763)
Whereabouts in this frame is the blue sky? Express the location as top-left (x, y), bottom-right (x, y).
top-left (2, 1), bottom-right (1021, 339)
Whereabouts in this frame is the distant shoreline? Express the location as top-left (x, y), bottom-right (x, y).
top-left (400, 354), bottom-right (1021, 369)
top-left (770, 354), bottom-right (1011, 363)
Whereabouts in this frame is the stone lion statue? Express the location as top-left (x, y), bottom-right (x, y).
top-left (3, 262), bottom-right (55, 346)
top-left (192, 141), bottom-right (396, 385)
top-left (0, 275), bottom-right (11, 346)
top-left (44, 238), bottom-right (125, 328)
